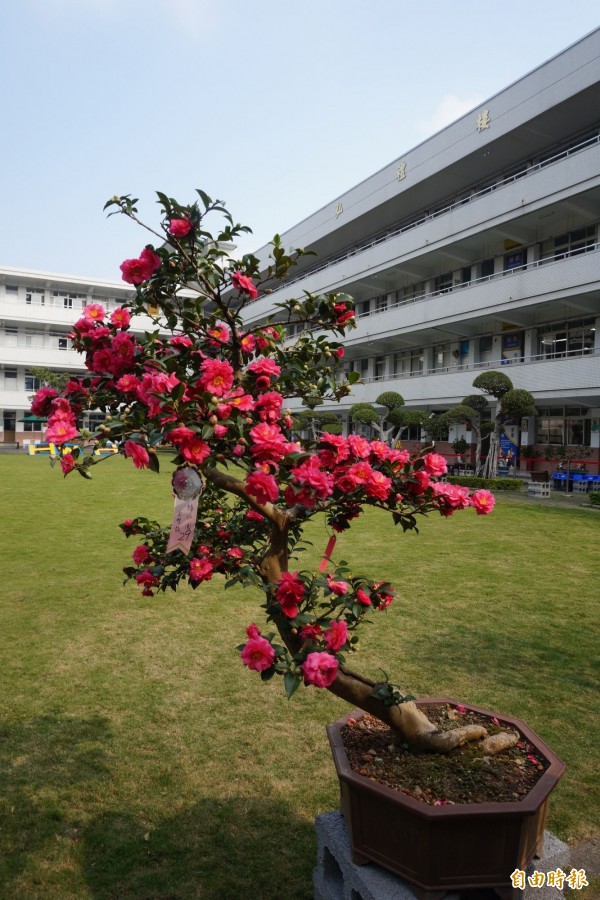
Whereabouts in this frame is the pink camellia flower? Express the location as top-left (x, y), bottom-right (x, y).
top-left (470, 489), bottom-right (496, 515)
top-left (324, 620), bottom-right (348, 652)
top-left (408, 469), bottom-right (431, 495)
top-left (371, 582), bottom-right (395, 610)
top-left (110, 307), bottom-right (131, 328)
top-left (231, 270), bottom-right (258, 300)
top-left (240, 333), bottom-right (256, 354)
top-left (83, 303), bottom-right (106, 322)
top-left (246, 470), bottom-right (279, 504)
top-left (168, 216), bottom-right (192, 238)
top-left (166, 426), bottom-right (195, 447)
top-left (245, 509), bottom-right (264, 522)
top-left (132, 544), bottom-right (152, 565)
top-left (60, 453), bottom-right (76, 475)
top-left (46, 418), bottom-right (79, 444)
top-left (120, 247), bottom-right (161, 285)
top-left (189, 557), bottom-right (214, 583)
top-left (364, 470), bottom-right (392, 501)
top-left (356, 588), bottom-right (371, 606)
top-left (275, 571), bottom-right (305, 618)
top-left (241, 633), bottom-right (275, 672)
top-left (198, 358), bottom-right (234, 397)
top-left (346, 434), bottom-right (371, 459)
top-left (213, 424), bottom-right (228, 439)
top-left (455, 704), bottom-right (467, 715)
top-left (432, 482), bottom-right (471, 511)
top-left (31, 386), bottom-right (58, 417)
top-left (255, 391), bottom-right (283, 423)
top-left (326, 576), bottom-right (349, 596)
top-left (116, 373), bottom-right (140, 394)
top-left (422, 452), bottom-right (448, 477)
top-left (180, 435), bottom-right (211, 465)
top-left (206, 323), bottom-right (230, 346)
top-left (135, 569), bottom-right (159, 595)
top-left (247, 357), bottom-right (281, 384)
top-left (123, 440), bottom-right (150, 470)
top-left (302, 651), bottom-right (339, 688)
top-left (300, 623), bottom-right (323, 642)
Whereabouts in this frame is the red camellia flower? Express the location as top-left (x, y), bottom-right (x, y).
top-left (470, 489), bottom-right (496, 515)
top-left (110, 307), bottom-right (131, 328)
top-left (324, 620), bottom-right (348, 652)
top-left (422, 452), bottom-right (448, 477)
top-left (123, 440), bottom-right (150, 470)
top-left (198, 358), bottom-right (234, 397)
top-left (231, 270), bottom-right (258, 299)
top-left (275, 571), bottom-right (305, 618)
top-left (120, 247), bottom-right (162, 285)
top-left (168, 216), bottom-right (192, 238)
top-left (241, 632), bottom-right (275, 672)
top-left (189, 557), bottom-right (214, 583)
top-left (31, 386), bottom-right (58, 417)
top-left (180, 435), bottom-right (211, 465)
top-left (246, 470), bottom-right (279, 504)
top-left (302, 652), bottom-right (339, 688)
top-left (60, 453), bottom-right (76, 476)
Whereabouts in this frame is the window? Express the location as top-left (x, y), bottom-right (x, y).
top-left (480, 258), bottom-right (494, 278)
top-left (25, 372), bottom-right (41, 391)
top-left (459, 266), bottom-right (472, 285)
top-left (553, 225), bottom-right (596, 260)
top-left (434, 272), bottom-right (452, 294)
top-left (25, 287), bottom-right (45, 306)
top-left (374, 356), bottom-right (385, 379)
top-left (357, 299), bottom-right (371, 317)
top-left (537, 417), bottom-right (564, 445)
top-left (376, 295), bottom-right (388, 313)
top-left (433, 343), bottom-right (451, 370)
top-left (410, 349), bottom-right (424, 375)
top-left (538, 318), bottom-right (595, 358)
top-left (6, 285), bottom-right (18, 295)
top-left (4, 368), bottom-right (17, 385)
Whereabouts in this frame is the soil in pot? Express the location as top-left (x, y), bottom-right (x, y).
top-left (341, 704), bottom-right (549, 806)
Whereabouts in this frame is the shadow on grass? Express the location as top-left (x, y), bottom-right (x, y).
top-left (81, 798), bottom-right (315, 900)
top-left (0, 712), bottom-right (112, 889)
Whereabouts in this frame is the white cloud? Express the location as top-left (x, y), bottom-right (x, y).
top-left (417, 94), bottom-right (485, 138)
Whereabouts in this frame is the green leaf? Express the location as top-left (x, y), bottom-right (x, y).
top-left (284, 673), bottom-right (301, 699)
top-left (147, 453), bottom-right (160, 474)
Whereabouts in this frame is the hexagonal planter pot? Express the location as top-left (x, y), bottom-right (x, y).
top-left (327, 698), bottom-right (565, 900)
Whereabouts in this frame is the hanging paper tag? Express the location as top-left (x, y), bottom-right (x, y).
top-left (167, 468), bottom-right (204, 555)
top-left (318, 535), bottom-right (337, 572)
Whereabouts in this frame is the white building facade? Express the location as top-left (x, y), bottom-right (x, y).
top-left (0, 268), bottom-right (135, 445)
top-left (241, 29), bottom-right (600, 472)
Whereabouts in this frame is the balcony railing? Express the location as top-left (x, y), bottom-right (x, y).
top-left (358, 345), bottom-right (600, 384)
top-left (254, 129), bottom-right (600, 298)
top-left (353, 240), bottom-right (600, 320)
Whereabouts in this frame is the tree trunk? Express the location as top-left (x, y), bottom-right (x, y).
top-left (260, 511), bottom-right (488, 752)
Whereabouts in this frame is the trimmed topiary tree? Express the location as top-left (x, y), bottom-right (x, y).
top-left (472, 372), bottom-right (536, 478)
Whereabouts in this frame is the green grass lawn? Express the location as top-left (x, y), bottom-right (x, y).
top-left (1, 455), bottom-right (598, 898)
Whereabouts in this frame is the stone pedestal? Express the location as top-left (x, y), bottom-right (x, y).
top-left (313, 811), bottom-right (570, 900)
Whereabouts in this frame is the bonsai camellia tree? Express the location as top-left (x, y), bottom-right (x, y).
top-left (472, 372), bottom-right (536, 478)
top-left (33, 192), bottom-right (504, 754)
top-left (350, 392), bottom-right (429, 447)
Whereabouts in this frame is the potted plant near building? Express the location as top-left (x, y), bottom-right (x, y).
top-left (34, 193), bottom-right (565, 897)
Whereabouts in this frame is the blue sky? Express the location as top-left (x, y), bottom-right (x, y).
top-left (1, 1), bottom-right (598, 280)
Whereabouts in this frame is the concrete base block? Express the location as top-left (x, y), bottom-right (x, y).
top-left (313, 810), bottom-right (571, 900)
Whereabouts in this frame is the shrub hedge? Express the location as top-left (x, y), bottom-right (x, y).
top-left (589, 491), bottom-right (600, 507)
top-left (446, 476), bottom-right (523, 491)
